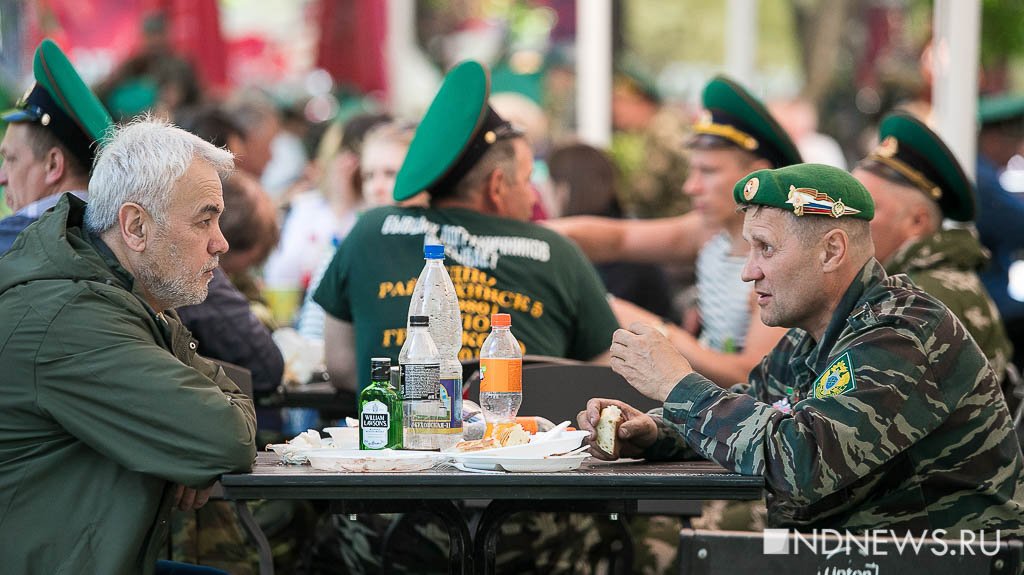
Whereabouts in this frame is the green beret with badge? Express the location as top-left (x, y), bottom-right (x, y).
top-left (691, 75), bottom-right (802, 168)
top-left (861, 112), bottom-right (974, 222)
top-left (393, 60), bottom-right (522, 202)
top-left (1, 39), bottom-right (112, 170)
top-left (734, 163), bottom-right (875, 221)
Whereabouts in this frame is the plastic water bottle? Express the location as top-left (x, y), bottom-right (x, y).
top-left (479, 313), bottom-right (522, 430)
top-left (399, 315), bottom-right (442, 450)
top-left (407, 244), bottom-right (463, 449)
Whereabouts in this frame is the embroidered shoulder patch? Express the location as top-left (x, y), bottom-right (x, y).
top-left (814, 352), bottom-right (857, 399)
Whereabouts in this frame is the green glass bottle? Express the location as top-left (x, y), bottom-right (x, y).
top-left (359, 357), bottom-right (403, 450)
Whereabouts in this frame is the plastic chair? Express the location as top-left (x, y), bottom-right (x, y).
top-left (513, 363), bottom-right (662, 424)
top-left (677, 528), bottom-right (1023, 575)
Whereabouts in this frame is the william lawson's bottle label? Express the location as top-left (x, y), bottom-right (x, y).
top-left (361, 400), bottom-right (390, 449)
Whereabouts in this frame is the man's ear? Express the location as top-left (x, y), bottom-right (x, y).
top-left (484, 168), bottom-right (505, 209)
top-left (42, 147), bottom-right (66, 185)
top-left (821, 228), bottom-right (849, 273)
top-left (118, 202), bottom-right (150, 253)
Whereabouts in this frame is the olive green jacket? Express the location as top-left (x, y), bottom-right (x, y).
top-left (886, 228), bottom-right (1013, 378)
top-left (0, 195), bottom-right (257, 574)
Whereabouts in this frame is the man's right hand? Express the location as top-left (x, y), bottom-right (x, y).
top-left (577, 398), bottom-right (658, 461)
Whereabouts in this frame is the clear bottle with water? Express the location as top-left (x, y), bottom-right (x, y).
top-left (399, 315), bottom-right (441, 450)
top-left (407, 244), bottom-right (463, 449)
top-left (479, 313), bottom-right (522, 429)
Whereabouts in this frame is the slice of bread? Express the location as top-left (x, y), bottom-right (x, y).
top-left (495, 423), bottom-right (530, 447)
top-left (594, 405), bottom-right (624, 457)
top-left (454, 437), bottom-right (501, 452)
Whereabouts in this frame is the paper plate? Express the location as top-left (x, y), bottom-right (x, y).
top-left (448, 430), bottom-right (589, 460)
top-left (306, 449), bottom-right (446, 472)
top-left (458, 453), bottom-right (591, 473)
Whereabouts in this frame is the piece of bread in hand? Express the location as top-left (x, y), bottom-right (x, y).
top-left (594, 405), bottom-right (624, 457)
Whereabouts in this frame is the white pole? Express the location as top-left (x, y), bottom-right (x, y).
top-left (386, 0), bottom-right (415, 114)
top-left (725, 0), bottom-right (757, 85)
top-left (576, 0), bottom-right (613, 148)
top-left (932, 0), bottom-right (980, 181)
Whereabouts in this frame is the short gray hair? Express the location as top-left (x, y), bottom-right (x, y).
top-left (449, 138), bottom-right (519, 201)
top-left (85, 117), bottom-right (234, 233)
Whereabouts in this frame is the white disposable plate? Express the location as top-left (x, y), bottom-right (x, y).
top-left (306, 449), bottom-right (446, 473)
top-left (266, 439), bottom-right (336, 464)
top-left (459, 454), bottom-right (591, 473)
top-left (448, 430), bottom-right (589, 460)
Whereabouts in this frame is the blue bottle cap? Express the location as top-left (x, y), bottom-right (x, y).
top-left (424, 244), bottom-right (445, 259)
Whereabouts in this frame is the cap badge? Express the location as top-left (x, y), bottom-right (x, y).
top-left (743, 177), bottom-right (760, 200)
top-left (877, 136), bottom-right (899, 158)
top-left (786, 185), bottom-right (862, 218)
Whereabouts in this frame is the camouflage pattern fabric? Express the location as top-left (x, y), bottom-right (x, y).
top-left (172, 499), bottom-right (318, 574)
top-left (306, 511), bottom-right (679, 575)
top-left (885, 227), bottom-right (1012, 378)
top-left (646, 259), bottom-right (1024, 534)
top-left (611, 107), bottom-right (690, 219)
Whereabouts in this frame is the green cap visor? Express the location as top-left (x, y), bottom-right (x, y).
top-left (691, 76), bottom-right (802, 168)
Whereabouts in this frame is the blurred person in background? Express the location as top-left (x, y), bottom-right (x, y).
top-left (547, 142), bottom-right (674, 318)
top-left (294, 120), bottom-right (421, 346)
top-left (854, 112), bottom-right (1011, 382)
top-left (261, 113), bottom-right (393, 317)
top-left (610, 67), bottom-right (691, 219)
top-left (976, 96), bottom-right (1024, 373)
top-left (0, 40), bottom-right (112, 255)
top-left (549, 76), bottom-right (800, 388)
top-left (226, 89), bottom-right (281, 184)
top-left (96, 11), bottom-right (201, 121)
top-left (260, 100), bottom-right (311, 198)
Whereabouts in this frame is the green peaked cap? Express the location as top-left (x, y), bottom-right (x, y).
top-left (692, 75), bottom-right (802, 168)
top-left (863, 112), bottom-right (974, 222)
top-left (1, 39), bottom-right (112, 169)
top-left (393, 60), bottom-right (518, 202)
top-left (978, 94), bottom-right (1024, 126)
top-left (734, 163), bottom-right (874, 221)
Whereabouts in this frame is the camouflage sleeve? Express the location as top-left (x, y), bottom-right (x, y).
top-left (642, 381), bottom-right (758, 462)
top-left (661, 316), bottom-right (971, 505)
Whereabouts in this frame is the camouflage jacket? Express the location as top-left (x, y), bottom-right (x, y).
top-left (645, 259), bottom-right (1024, 535)
top-left (885, 228), bottom-right (1012, 378)
top-left (611, 107), bottom-right (690, 219)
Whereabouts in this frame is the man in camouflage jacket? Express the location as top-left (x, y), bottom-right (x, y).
top-left (855, 112), bottom-right (1012, 378)
top-left (583, 164), bottom-right (1024, 536)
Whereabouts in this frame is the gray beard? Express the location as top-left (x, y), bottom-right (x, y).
top-left (135, 244), bottom-right (217, 310)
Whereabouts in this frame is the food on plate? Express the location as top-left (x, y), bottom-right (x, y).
top-left (453, 437), bottom-right (502, 452)
top-left (594, 405), bottom-right (623, 457)
top-left (494, 423), bottom-right (530, 447)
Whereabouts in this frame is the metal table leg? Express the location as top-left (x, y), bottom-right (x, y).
top-left (234, 501), bottom-right (274, 575)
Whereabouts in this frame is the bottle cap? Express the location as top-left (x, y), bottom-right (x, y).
top-left (370, 357), bottom-right (391, 380)
top-left (409, 315), bottom-right (430, 327)
top-left (491, 313), bottom-right (511, 327)
top-left (424, 244), bottom-right (445, 259)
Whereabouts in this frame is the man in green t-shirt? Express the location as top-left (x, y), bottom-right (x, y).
top-left (314, 61), bottom-right (617, 391)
